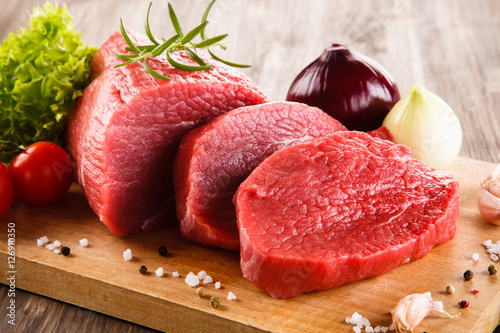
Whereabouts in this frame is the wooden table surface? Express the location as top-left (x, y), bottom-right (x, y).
top-left (0, 0), bottom-right (499, 332)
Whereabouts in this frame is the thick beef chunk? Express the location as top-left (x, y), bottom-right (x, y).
top-left (234, 131), bottom-right (459, 298)
top-left (174, 102), bottom-right (347, 250)
top-left (65, 31), bottom-right (270, 236)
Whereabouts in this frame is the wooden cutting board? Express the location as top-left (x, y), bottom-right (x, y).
top-left (0, 156), bottom-right (499, 333)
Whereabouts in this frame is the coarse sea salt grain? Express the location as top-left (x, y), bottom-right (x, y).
top-left (123, 249), bottom-right (132, 261)
top-left (227, 292), bottom-right (236, 300)
top-left (40, 236), bottom-right (49, 244)
top-left (185, 272), bottom-right (200, 287)
top-left (79, 238), bottom-right (88, 247)
top-left (473, 253), bottom-right (480, 261)
top-left (197, 271), bottom-right (207, 280)
top-left (203, 275), bottom-right (213, 284)
top-left (346, 312), bottom-right (387, 332)
top-left (483, 239), bottom-right (500, 261)
top-left (46, 243), bottom-right (55, 251)
top-left (53, 249), bottom-right (60, 255)
top-left (349, 312), bottom-right (361, 324)
top-left (53, 240), bottom-right (61, 247)
top-left (155, 267), bottom-right (164, 277)
top-left (215, 282), bottom-right (221, 289)
top-left (37, 239), bottom-right (44, 246)
top-left (172, 271), bottom-right (180, 277)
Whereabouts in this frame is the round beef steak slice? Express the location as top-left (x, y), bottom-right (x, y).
top-left (173, 101), bottom-right (347, 250)
top-left (234, 131), bottom-right (459, 298)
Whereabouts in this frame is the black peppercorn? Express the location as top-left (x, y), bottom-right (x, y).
top-left (61, 246), bottom-right (70, 256)
top-left (489, 264), bottom-right (498, 275)
top-left (463, 269), bottom-right (474, 281)
top-left (139, 265), bottom-right (147, 274)
top-left (158, 245), bottom-right (168, 257)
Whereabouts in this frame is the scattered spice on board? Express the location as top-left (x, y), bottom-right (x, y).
top-left (489, 264), bottom-right (497, 275)
top-left (470, 290), bottom-right (479, 295)
top-left (155, 267), bottom-right (164, 277)
top-left (139, 266), bottom-right (147, 274)
top-left (196, 287), bottom-right (204, 298)
top-left (446, 285), bottom-right (455, 294)
top-left (463, 269), bottom-right (474, 281)
top-left (346, 312), bottom-right (392, 332)
top-left (61, 246), bottom-right (70, 256)
top-left (158, 245), bottom-right (168, 257)
top-left (79, 238), bottom-right (88, 247)
top-left (123, 249), bottom-right (132, 260)
top-left (458, 300), bottom-right (469, 308)
top-left (210, 296), bottom-right (221, 309)
top-left (185, 272), bottom-right (200, 287)
top-left (482, 239), bottom-right (500, 261)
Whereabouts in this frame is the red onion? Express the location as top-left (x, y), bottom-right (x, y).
top-left (286, 44), bottom-right (400, 131)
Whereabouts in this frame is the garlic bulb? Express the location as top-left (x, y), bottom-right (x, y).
top-left (382, 84), bottom-right (462, 169)
top-left (392, 292), bottom-right (459, 333)
top-left (478, 163), bottom-right (500, 225)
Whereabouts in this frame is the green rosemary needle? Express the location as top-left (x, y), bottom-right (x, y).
top-left (114, 1), bottom-right (250, 80)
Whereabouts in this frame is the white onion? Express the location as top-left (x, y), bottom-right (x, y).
top-left (382, 84), bottom-right (462, 169)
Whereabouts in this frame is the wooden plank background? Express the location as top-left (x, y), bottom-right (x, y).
top-left (1, 0), bottom-right (499, 332)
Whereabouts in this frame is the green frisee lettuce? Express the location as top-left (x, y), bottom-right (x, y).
top-left (0, 2), bottom-right (96, 162)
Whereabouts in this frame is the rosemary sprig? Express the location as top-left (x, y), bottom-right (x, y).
top-left (114, 1), bottom-right (249, 80)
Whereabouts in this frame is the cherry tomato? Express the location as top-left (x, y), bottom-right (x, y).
top-left (9, 142), bottom-right (74, 206)
top-left (0, 163), bottom-right (14, 218)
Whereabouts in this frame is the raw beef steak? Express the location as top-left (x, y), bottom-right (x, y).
top-left (366, 126), bottom-right (392, 141)
top-left (174, 101), bottom-right (347, 250)
top-left (65, 30), bottom-right (270, 236)
top-left (234, 131), bottom-right (459, 298)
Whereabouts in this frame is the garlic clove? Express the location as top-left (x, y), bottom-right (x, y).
top-left (392, 292), bottom-right (459, 333)
top-left (382, 84), bottom-right (462, 170)
top-left (478, 163), bottom-right (500, 225)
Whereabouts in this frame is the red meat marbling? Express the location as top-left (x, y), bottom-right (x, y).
top-left (65, 30), bottom-right (270, 236)
top-left (174, 101), bottom-right (347, 250)
top-left (234, 131), bottom-right (459, 298)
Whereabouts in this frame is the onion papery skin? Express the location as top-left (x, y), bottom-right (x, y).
top-left (286, 44), bottom-right (400, 131)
